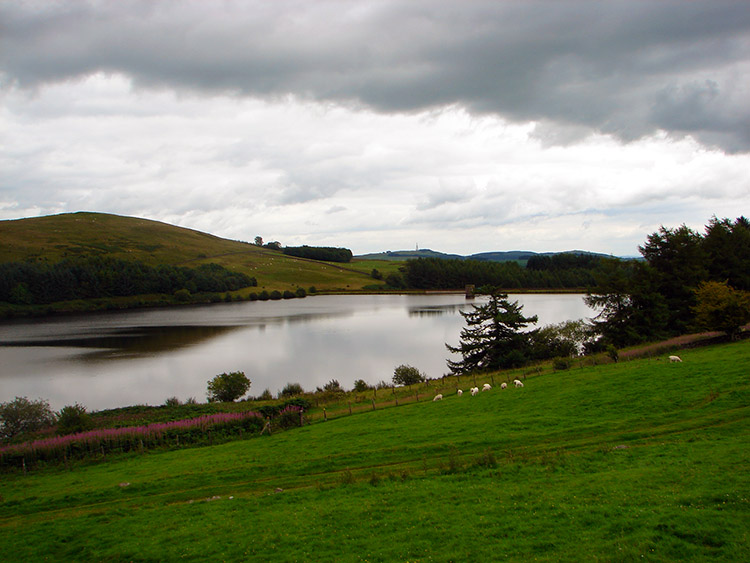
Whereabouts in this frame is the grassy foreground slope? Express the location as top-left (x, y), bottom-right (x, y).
top-left (1, 341), bottom-right (748, 561)
top-left (0, 212), bottom-right (397, 295)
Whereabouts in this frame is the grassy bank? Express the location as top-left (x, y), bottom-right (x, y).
top-left (1, 340), bottom-right (748, 561)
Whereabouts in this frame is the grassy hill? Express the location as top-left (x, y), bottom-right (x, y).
top-left (0, 212), bottom-right (403, 298)
top-left (1, 340), bottom-right (747, 561)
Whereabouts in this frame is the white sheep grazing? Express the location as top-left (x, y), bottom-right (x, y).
top-left (433, 394), bottom-right (443, 402)
top-left (669, 355), bottom-right (682, 363)
top-left (482, 383), bottom-right (491, 391)
top-left (500, 382), bottom-right (507, 390)
top-left (457, 389), bottom-right (463, 396)
top-left (513, 379), bottom-right (524, 388)
top-left (471, 387), bottom-right (479, 396)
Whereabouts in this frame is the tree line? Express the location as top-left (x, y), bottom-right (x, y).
top-left (401, 254), bottom-right (601, 290)
top-left (0, 257), bottom-right (256, 305)
top-left (587, 216), bottom-right (750, 347)
top-left (282, 245), bottom-right (353, 263)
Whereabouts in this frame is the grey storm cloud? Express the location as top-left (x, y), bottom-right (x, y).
top-left (2, 1), bottom-right (750, 152)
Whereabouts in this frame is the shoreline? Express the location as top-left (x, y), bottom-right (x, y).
top-left (0, 287), bottom-right (591, 321)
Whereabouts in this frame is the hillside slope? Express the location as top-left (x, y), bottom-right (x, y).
top-left (0, 212), bottom-right (381, 294)
top-left (0, 340), bottom-right (747, 560)
top-left (0, 212), bottom-right (265, 265)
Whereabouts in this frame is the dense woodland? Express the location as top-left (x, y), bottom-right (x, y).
top-left (282, 245), bottom-right (353, 263)
top-left (0, 257), bottom-right (256, 305)
top-left (401, 252), bottom-right (601, 290)
top-left (586, 216), bottom-right (750, 347)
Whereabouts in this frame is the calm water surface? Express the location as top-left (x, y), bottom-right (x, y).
top-left (0, 294), bottom-right (595, 410)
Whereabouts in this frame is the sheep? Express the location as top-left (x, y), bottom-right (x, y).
top-left (500, 382), bottom-right (507, 390)
top-left (433, 394), bottom-right (443, 402)
top-left (513, 379), bottom-right (524, 388)
top-left (482, 383), bottom-right (492, 391)
top-left (457, 389), bottom-right (463, 396)
top-left (470, 387), bottom-right (479, 396)
top-left (669, 355), bottom-right (682, 363)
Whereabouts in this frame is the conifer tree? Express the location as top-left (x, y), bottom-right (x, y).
top-left (446, 290), bottom-right (538, 375)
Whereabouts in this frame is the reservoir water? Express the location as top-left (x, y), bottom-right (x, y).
top-left (0, 293), bottom-right (595, 411)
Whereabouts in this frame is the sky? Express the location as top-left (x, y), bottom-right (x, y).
top-left (1, 1), bottom-right (749, 257)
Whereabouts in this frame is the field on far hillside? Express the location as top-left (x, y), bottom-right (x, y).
top-left (0, 341), bottom-right (748, 561)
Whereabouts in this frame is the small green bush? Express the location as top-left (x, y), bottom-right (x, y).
top-left (321, 379), bottom-right (344, 393)
top-left (256, 389), bottom-right (273, 401)
top-left (553, 357), bottom-right (573, 371)
top-left (207, 371), bottom-right (251, 403)
top-left (393, 364), bottom-right (425, 386)
top-left (57, 403), bottom-right (94, 435)
top-left (279, 382), bottom-right (304, 398)
top-left (353, 379), bottom-right (371, 392)
top-left (283, 397), bottom-right (312, 411)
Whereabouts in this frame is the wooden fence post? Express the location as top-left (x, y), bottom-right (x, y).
top-left (323, 408), bottom-right (327, 421)
top-left (348, 402), bottom-right (352, 415)
top-left (371, 399), bottom-right (376, 411)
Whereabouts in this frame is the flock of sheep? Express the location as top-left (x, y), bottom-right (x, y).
top-left (432, 355), bottom-right (684, 402)
top-left (433, 379), bottom-right (524, 401)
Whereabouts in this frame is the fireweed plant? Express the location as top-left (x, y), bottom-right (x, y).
top-left (0, 411), bottom-right (267, 469)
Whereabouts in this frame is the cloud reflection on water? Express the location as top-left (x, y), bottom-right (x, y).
top-left (0, 294), bottom-right (593, 410)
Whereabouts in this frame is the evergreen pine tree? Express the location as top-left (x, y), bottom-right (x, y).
top-left (446, 290), bottom-right (538, 375)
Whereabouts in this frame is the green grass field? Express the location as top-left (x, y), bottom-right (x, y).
top-left (1, 340), bottom-right (748, 561)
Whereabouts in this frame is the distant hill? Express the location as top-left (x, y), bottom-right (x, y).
top-left (356, 248), bottom-right (613, 264)
top-left (467, 251), bottom-right (539, 262)
top-left (356, 249), bottom-right (466, 261)
top-left (0, 212), bottom-right (382, 295)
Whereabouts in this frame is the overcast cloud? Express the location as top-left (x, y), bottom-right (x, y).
top-left (1, 0), bottom-right (749, 256)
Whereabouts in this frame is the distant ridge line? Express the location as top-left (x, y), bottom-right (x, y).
top-left (355, 248), bottom-right (617, 263)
